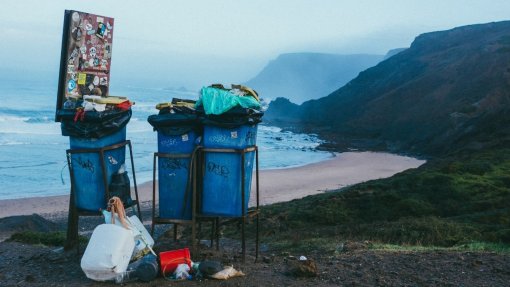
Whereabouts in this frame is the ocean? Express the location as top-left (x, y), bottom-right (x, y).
top-left (0, 77), bottom-right (332, 200)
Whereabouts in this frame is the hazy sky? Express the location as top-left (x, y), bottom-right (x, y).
top-left (1, 0), bottom-right (509, 89)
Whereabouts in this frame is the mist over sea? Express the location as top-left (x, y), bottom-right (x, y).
top-left (0, 78), bottom-right (332, 200)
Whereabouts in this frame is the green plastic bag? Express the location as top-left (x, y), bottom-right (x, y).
top-left (196, 87), bottom-right (260, 115)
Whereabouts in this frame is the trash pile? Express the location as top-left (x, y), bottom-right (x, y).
top-left (78, 84), bottom-right (262, 283)
top-left (58, 95), bottom-right (133, 139)
top-left (80, 196), bottom-right (245, 283)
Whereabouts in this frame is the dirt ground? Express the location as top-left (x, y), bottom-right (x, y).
top-left (1, 241), bottom-right (510, 286)
top-left (1, 220), bottom-right (510, 287)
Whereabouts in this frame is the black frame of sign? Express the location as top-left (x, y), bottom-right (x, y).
top-left (55, 10), bottom-right (114, 122)
top-left (55, 10), bottom-right (72, 122)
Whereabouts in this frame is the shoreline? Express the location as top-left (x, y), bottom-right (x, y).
top-left (0, 151), bottom-right (425, 219)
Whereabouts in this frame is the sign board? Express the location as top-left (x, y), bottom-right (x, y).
top-left (55, 10), bottom-right (114, 122)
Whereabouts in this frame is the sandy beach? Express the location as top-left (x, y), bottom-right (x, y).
top-left (0, 152), bottom-right (425, 219)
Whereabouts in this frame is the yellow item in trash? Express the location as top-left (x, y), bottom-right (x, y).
top-left (156, 101), bottom-right (195, 110)
top-left (231, 84), bottom-right (259, 102)
top-left (83, 95), bottom-right (130, 105)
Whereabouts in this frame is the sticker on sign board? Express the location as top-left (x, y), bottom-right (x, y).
top-left (231, 131), bottom-right (238, 139)
top-left (104, 43), bottom-right (111, 58)
top-left (100, 77), bottom-right (108, 85)
top-left (96, 22), bottom-right (106, 38)
top-left (182, 134), bottom-right (189, 142)
top-left (67, 65), bottom-right (75, 73)
top-left (93, 76), bottom-right (99, 86)
top-left (78, 73), bottom-right (86, 85)
top-left (96, 17), bottom-right (104, 23)
top-left (67, 79), bottom-right (76, 92)
top-left (89, 47), bottom-right (96, 57)
top-left (70, 48), bottom-right (79, 59)
top-left (71, 27), bottom-right (82, 41)
top-left (85, 23), bottom-right (93, 31)
top-left (72, 12), bottom-right (80, 22)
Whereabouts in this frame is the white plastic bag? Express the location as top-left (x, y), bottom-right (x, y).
top-left (80, 224), bottom-right (135, 281)
top-left (102, 210), bottom-right (155, 258)
top-left (210, 266), bottom-right (245, 280)
top-left (127, 215), bottom-right (155, 257)
top-left (174, 263), bottom-right (191, 280)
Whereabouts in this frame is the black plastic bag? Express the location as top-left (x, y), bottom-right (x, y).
top-left (201, 108), bottom-right (263, 129)
top-left (59, 109), bottom-right (131, 138)
top-left (147, 111), bottom-right (201, 136)
top-left (109, 171), bottom-right (133, 207)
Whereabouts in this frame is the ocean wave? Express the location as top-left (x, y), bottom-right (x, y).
top-left (0, 140), bottom-right (30, 146)
top-left (24, 116), bottom-right (53, 123)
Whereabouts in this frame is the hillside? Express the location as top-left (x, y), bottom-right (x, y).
top-left (266, 21), bottom-right (510, 155)
top-left (245, 53), bottom-right (383, 104)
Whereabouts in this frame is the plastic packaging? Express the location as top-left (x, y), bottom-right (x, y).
top-left (115, 269), bottom-right (137, 284)
top-left (174, 263), bottom-right (191, 280)
top-left (80, 224), bottom-right (135, 281)
top-left (59, 109), bottom-right (132, 138)
top-left (196, 86), bottom-right (261, 115)
top-left (102, 212), bottom-right (155, 259)
top-left (108, 169), bottom-right (133, 207)
top-left (114, 254), bottom-right (158, 283)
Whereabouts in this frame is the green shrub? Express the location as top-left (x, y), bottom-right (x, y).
top-left (8, 231), bottom-right (88, 246)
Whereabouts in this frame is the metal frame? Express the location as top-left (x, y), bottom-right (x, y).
top-left (196, 145), bottom-right (260, 263)
top-left (151, 151), bottom-right (197, 253)
top-left (64, 140), bottom-right (142, 251)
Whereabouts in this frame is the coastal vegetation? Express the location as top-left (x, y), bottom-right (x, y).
top-left (260, 21), bottom-right (510, 253)
top-left (233, 147), bottom-right (510, 253)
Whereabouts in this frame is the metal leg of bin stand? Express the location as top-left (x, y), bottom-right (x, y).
top-left (151, 151), bottom-right (201, 255)
top-left (64, 150), bottom-right (79, 252)
top-left (241, 150), bottom-right (246, 263)
top-left (151, 153), bottom-right (157, 236)
top-left (196, 146), bottom-right (260, 263)
top-left (127, 141), bottom-right (142, 220)
top-left (255, 146), bottom-right (260, 262)
top-left (64, 141), bottom-right (143, 252)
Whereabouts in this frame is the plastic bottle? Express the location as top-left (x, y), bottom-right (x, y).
top-left (114, 269), bottom-right (137, 284)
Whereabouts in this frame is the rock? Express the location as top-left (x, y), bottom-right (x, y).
top-left (285, 258), bottom-right (318, 277)
top-left (0, 214), bottom-right (59, 234)
top-left (262, 256), bottom-right (271, 263)
top-left (25, 275), bottom-right (35, 282)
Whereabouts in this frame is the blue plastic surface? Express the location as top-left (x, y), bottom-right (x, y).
top-left (157, 131), bottom-right (198, 220)
top-left (158, 130), bottom-right (198, 154)
top-left (69, 127), bottom-right (126, 212)
top-left (201, 124), bottom-right (257, 217)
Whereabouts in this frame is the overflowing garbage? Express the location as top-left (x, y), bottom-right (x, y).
top-left (77, 84), bottom-right (262, 283)
top-left (80, 196), bottom-right (246, 283)
top-left (59, 96), bottom-right (133, 139)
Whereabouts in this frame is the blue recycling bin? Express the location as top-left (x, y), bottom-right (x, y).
top-left (156, 129), bottom-right (198, 220)
top-left (201, 124), bottom-right (258, 217)
top-left (69, 127), bottom-right (126, 212)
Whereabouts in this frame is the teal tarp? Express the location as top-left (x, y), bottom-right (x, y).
top-left (196, 87), bottom-right (260, 115)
